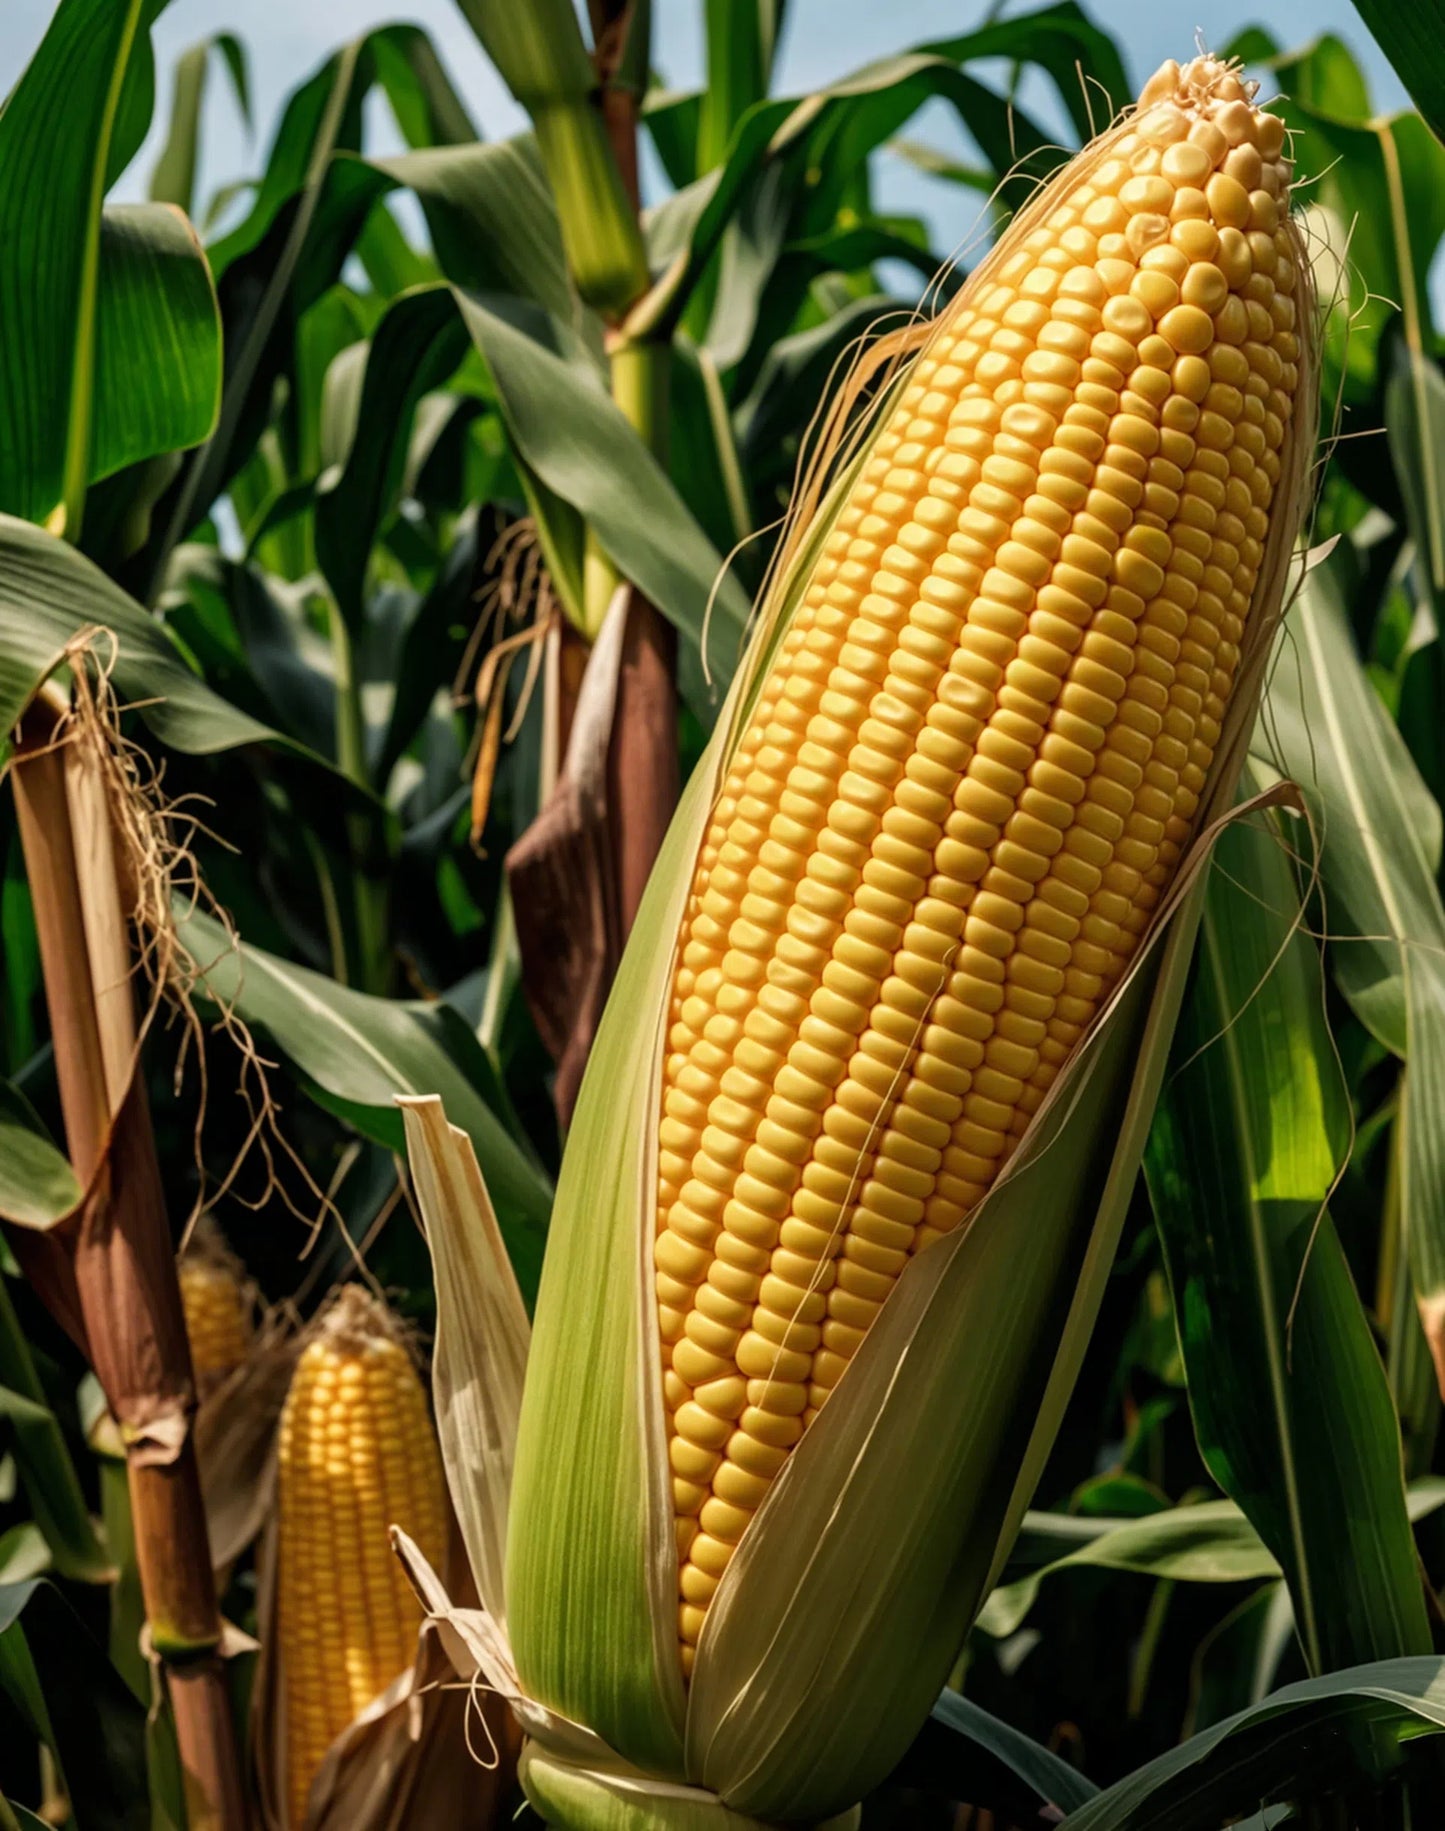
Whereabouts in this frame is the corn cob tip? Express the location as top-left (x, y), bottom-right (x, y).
top-left (653, 47), bottom-right (1312, 1680)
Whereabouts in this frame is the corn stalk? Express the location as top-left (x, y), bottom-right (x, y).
top-left (7, 692), bottom-right (246, 1831)
top-left (473, 0), bottom-right (679, 1121)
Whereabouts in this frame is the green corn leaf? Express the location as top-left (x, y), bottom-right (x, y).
top-left (91, 204), bottom-right (221, 486)
top-left (1061, 1657), bottom-right (1445, 1830)
top-left (0, 514), bottom-right (272, 756)
top-left (0, 0), bottom-right (220, 532)
top-left (979, 1501), bottom-right (1285, 1639)
top-left (0, 1581), bottom-right (150, 1831)
top-left (980, 1482), bottom-right (1445, 1641)
top-left (177, 907), bottom-right (552, 1301)
top-left (1259, 556), bottom-right (1445, 1388)
top-left (452, 290), bottom-right (751, 694)
top-left (1146, 805), bottom-right (1431, 1670)
top-left (149, 33), bottom-right (251, 216)
top-left (0, 1251), bottom-right (111, 1585)
top-left (901, 1689), bottom-right (1098, 1817)
top-left (1350, 0), bottom-right (1445, 147)
top-left (0, 1083), bottom-right (80, 1229)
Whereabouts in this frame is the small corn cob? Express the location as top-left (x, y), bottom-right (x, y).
top-left (656, 55), bottom-right (1307, 1669)
top-left (178, 1219), bottom-right (254, 1396)
top-left (276, 1287), bottom-right (447, 1829)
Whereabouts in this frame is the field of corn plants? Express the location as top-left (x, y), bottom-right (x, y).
top-left (10, 0), bottom-right (1445, 1825)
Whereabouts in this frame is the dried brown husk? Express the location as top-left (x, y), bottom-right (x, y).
top-left (195, 1302), bottom-right (301, 1577)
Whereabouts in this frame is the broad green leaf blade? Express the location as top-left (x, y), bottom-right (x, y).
top-left (375, 137), bottom-right (576, 323)
top-left (1272, 33), bottom-right (1374, 120)
top-left (0, 1239), bottom-right (110, 1584)
top-left (630, 1), bottom-right (1122, 344)
top-left (367, 22), bottom-right (477, 148)
top-left (1350, 0), bottom-right (1445, 147)
top-left (1259, 558), bottom-right (1445, 1381)
top-left (631, 50), bottom-right (1054, 346)
top-left (149, 34), bottom-right (251, 215)
top-left (1145, 809), bottom-right (1430, 1670)
top-left (452, 291), bottom-right (752, 691)
top-left (92, 204), bottom-right (222, 483)
top-left (898, 1689), bottom-right (1098, 1818)
top-left (1280, 98), bottom-right (1445, 392)
top-left (1186, 1582), bottom-right (1295, 1735)
top-left (0, 515), bottom-right (273, 755)
top-left (0, 0), bottom-right (149, 524)
top-left (699, 0), bottom-right (771, 173)
top-left (1388, 337), bottom-right (1445, 802)
top-left (0, 1580), bottom-right (150, 1831)
top-left (669, 339), bottom-right (752, 568)
top-left (150, 113), bottom-right (581, 591)
top-left (178, 908), bottom-right (552, 1299)
top-left (147, 36), bottom-right (376, 583)
top-left (0, 1083), bottom-right (79, 1228)
top-left (989, 1480), bottom-right (1445, 1642)
top-left (1060, 1657), bottom-right (1445, 1830)
top-left (978, 1502), bottom-right (1284, 1640)
top-left (0, 1526), bottom-right (48, 1585)
top-left (0, 1794), bottom-right (50, 1831)
top-left (314, 288), bottom-right (468, 629)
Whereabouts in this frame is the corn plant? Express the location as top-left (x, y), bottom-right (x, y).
top-left (3, 2), bottom-right (1445, 1828)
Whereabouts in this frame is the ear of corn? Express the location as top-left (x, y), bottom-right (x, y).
top-left (485, 51), bottom-right (1319, 1829)
top-left (658, 54), bottom-right (1303, 1665)
top-left (178, 1219), bottom-right (254, 1397)
top-left (275, 1286), bottom-right (448, 1830)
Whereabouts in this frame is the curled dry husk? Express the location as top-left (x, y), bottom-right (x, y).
top-left (251, 1302), bottom-right (517, 1831)
top-left (194, 1301), bottom-right (301, 1576)
top-left (399, 75), bottom-right (1322, 1831)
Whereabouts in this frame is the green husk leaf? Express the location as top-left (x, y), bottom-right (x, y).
top-left (506, 747), bottom-right (714, 1778)
top-left (518, 1746), bottom-right (860, 1831)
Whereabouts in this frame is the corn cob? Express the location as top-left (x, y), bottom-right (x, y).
top-left (656, 55), bottom-right (1307, 1670)
top-left (276, 1287), bottom-right (447, 1828)
top-left (178, 1219), bottom-right (254, 1396)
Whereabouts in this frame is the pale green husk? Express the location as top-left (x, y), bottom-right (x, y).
top-left (518, 1748), bottom-right (861, 1831)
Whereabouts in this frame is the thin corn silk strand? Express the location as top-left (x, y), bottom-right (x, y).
top-left (652, 55), bottom-right (1313, 1671)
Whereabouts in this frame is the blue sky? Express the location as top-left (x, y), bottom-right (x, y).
top-left (0, 0), bottom-right (1413, 263)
